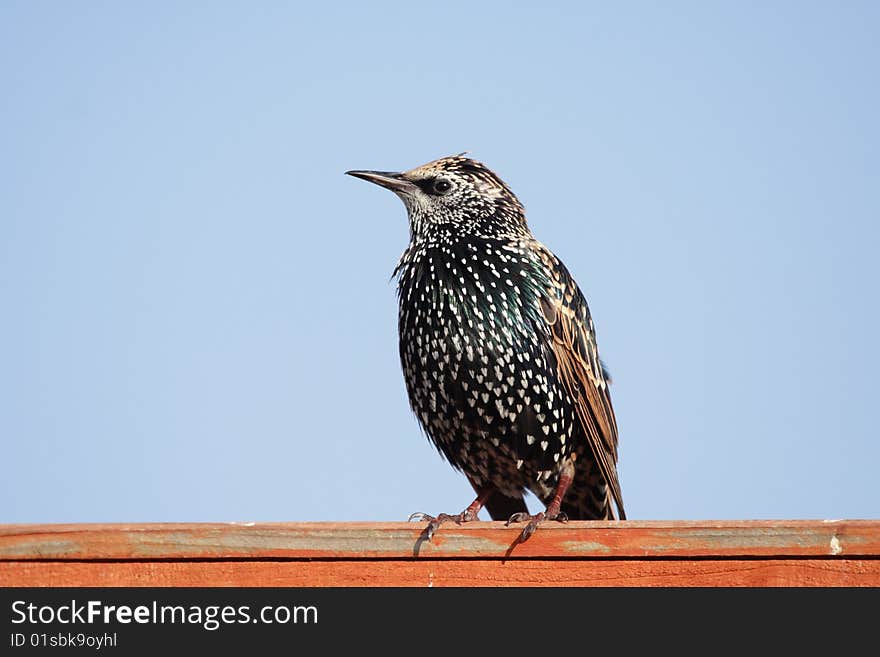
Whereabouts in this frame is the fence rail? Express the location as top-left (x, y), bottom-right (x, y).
top-left (2, 520), bottom-right (878, 586)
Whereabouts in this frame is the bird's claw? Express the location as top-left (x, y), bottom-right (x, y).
top-left (505, 512), bottom-right (533, 526)
top-left (408, 512), bottom-right (443, 541)
top-left (409, 510), bottom-right (478, 542)
top-left (506, 510), bottom-right (567, 542)
top-left (408, 512), bottom-right (435, 523)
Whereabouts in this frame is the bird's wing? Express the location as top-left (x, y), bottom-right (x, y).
top-left (534, 245), bottom-right (626, 520)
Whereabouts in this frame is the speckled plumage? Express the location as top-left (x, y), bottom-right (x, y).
top-left (347, 156), bottom-right (625, 540)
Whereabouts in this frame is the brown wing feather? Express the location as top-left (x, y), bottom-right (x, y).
top-left (535, 246), bottom-right (626, 520)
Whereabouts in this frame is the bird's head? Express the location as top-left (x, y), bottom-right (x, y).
top-left (346, 155), bottom-right (528, 243)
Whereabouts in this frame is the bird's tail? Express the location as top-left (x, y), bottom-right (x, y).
top-left (558, 466), bottom-right (625, 520)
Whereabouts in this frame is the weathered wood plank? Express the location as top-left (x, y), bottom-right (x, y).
top-left (2, 558), bottom-right (877, 587)
top-left (2, 521), bottom-right (877, 587)
top-left (1, 520), bottom-right (876, 561)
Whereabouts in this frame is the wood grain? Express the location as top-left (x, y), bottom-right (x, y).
top-left (2, 558), bottom-right (877, 587)
top-left (1, 520), bottom-right (877, 587)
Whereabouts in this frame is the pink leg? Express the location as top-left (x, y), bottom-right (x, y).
top-left (409, 488), bottom-right (494, 542)
top-left (506, 465), bottom-right (574, 542)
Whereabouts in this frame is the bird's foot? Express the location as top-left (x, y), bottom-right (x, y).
top-left (506, 510), bottom-right (568, 542)
top-left (408, 509), bottom-right (480, 542)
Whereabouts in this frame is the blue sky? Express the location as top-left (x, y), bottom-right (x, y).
top-left (2, 2), bottom-right (877, 523)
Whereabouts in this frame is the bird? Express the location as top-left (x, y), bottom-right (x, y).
top-left (346, 155), bottom-right (625, 542)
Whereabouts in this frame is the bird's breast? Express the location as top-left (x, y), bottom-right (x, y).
top-left (395, 241), bottom-right (575, 478)
top-left (396, 241), bottom-right (546, 381)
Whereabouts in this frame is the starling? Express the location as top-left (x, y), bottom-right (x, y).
top-left (347, 155), bottom-right (625, 541)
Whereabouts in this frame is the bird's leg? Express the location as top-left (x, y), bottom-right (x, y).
top-left (507, 459), bottom-right (575, 542)
top-left (408, 487), bottom-right (494, 542)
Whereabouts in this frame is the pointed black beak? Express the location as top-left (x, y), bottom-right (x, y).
top-left (345, 169), bottom-right (416, 194)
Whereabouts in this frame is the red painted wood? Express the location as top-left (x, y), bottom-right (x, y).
top-left (2, 558), bottom-right (877, 587)
top-left (1, 520), bottom-right (877, 587)
top-left (2, 520), bottom-right (876, 560)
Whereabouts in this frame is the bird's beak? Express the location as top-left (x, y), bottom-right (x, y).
top-left (345, 170), bottom-right (416, 194)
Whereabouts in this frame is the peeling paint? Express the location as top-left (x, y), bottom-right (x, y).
top-left (830, 536), bottom-right (843, 556)
top-left (0, 539), bottom-right (81, 559)
top-left (643, 528), bottom-right (821, 552)
top-left (2, 521), bottom-right (878, 564)
top-left (559, 540), bottom-right (613, 554)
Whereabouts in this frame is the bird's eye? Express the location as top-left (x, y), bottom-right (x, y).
top-left (433, 178), bottom-right (452, 195)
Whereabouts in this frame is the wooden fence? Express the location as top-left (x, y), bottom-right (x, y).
top-left (2, 520), bottom-right (878, 586)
